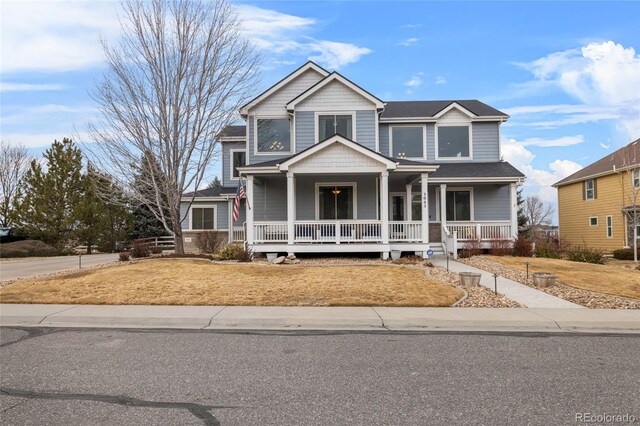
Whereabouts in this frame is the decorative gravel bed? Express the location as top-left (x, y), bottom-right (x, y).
top-left (459, 256), bottom-right (640, 309)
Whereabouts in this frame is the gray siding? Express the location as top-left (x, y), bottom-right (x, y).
top-left (253, 176), bottom-right (287, 221)
top-left (472, 122), bottom-right (500, 162)
top-left (180, 201), bottom-right (230, 230)
top-left (247, 115), bottom-right (292, 166)
top-left (426, 124), bottom-right (435, 161)
top-left (473, 184), bottom-right (510, 221)
top-left (221, 141), bottom-right (246, 187)
top-left (355, 110), bottom-right (376, 150)
top-left (295, 174), bottom-right (378, 220)
top-left (295, 111), bottom-right (315, 152)
top-left (379, 124), bottom-right (389, 155)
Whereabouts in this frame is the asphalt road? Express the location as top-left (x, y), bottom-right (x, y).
top-left (0, 253), bottom-right (118, 281)
top-left (1, 328), bottom-right (639, 425)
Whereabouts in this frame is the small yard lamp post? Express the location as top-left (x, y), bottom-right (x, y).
top-left (525, 262), bottom-right (530, 282)
top-left (79, 254), bottom-right (82, 269)
top-left (493, 273), bottom-right (498, 295)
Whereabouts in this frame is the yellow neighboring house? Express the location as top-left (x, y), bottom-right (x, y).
top-left (553, 139), bottom-right (639, 252)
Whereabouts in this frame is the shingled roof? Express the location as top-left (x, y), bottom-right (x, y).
top-left (183, 186), bottom-right (237, 198)
top-left (429, 162), bottom-right (524, 179)
top-left (554, 138), bottom-right (639, 187)
top-left (381, 100), bottom-right (508, 119)
top-left (218, 125), bottom-right (246, 139)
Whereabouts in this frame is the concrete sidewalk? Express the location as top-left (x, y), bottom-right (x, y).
top-left (1, 304), bottom-right (638, 333)
top-left (431, 257), bottom-right (581, 309)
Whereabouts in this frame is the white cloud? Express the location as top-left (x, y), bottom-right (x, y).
top-left (516, 135), bottom-right (584, 148)
top-left (0, 1), bottom-right (120, 73)
top-left (600, 142), bottom-right (611, 149)
top-left (399, 38), bottom-right (419, 46)
top-left (401, 24), bottom-right (423, 29)
top-left (0, 82), bottom-right (68, 92)
top-left (404, 72), bottom-right (423, 88)
top-left (0, 131), bottom-right (92, 149)
top-left (307, 41), bottom-right (372, 69)
top-left (435, 76), bottom-right (447, 85)
top-left (512, 41), bottom-right (640, 139)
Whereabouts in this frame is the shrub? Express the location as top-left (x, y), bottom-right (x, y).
top-left (130, 239), bottom-right (151, 258)
top-left (236, 247), bottom-right (253, 263)
top-left (119, 252), bottom-right (131, 262)
top-left (612, 248), bottom-right (635, 260)
top-left (194, 231), bottom-right (226, 254)
top-left (0, 240), bottom-right (59, 258)
top-left (534, 239), bottom-right (562, 259)
top-left (150, 246), bottom-right (163, 254)
top-left (215, 243), bottom-right (245, 260)
top-left (459, 238), bottom-right (483, 259)
top-left (488, 239), bottom-right (512, 256)
top-left (511, 235), bottom-right (533, 257)
top-left (566, 245), bottom-right (605, 264)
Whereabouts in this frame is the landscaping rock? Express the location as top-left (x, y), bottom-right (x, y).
top-left (273, 256), bottom-right (286, 264)
top-left (286, 254), bottom-right (297, 260)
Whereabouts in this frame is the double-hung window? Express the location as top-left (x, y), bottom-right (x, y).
top-left (437, 126), bottom-right (471, 159)
top-left (318, 114), bottom-right (353, 141)
top-left (191, 207), bottom-right (216, 230)
top-left (231, 150), bottom-right (246, 179)
top-left (633, 169), bottom-right (640, 189)
top-left (606, 215), bottom-right (613, 238)
top-left (585, 179), bottom-right (595, 200)
top-left (391, 126), bottom-right (425, 159)
top-left (256, 118), bottom-right (291, 153)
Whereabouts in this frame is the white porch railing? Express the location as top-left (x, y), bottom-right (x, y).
top-left (293, 220), bottom-right (383, 243)
top-left (232, 226), bottom-right (245, 242)
top-left (254, 221), bottom-right (288, 243)
top-left (448, 222), bottom-right (512, 241)
top-left (389, 221), bottom-right (422, 242)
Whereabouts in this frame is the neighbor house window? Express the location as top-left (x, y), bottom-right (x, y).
top-left (585, 179), bottom-right (595, 200)
top-left (633, 169), bottom-right (640, 188)
top-left (437, 126), bottom-right (470, 158)
top-left (391, 126), bottom-right (425, 159)
top-left (191, 207), bottom-right (215, 230)
top-left (606, 215), bottom-right (613, 238)
top-left (231, 150), bottom-right (246, 179)
top-left (257, 118), bottom-right (290, 153)
top-left (446, 190), bottom-right (471, 221)
top-left (317, 184), bottom-right (355, 220)
top-left (589, 216), bottom-right (598, 227)
top-left (318, 114), bottom-right (353, 141)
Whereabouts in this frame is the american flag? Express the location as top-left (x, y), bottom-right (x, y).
top-left (232, 178), bottom-right (245, 223)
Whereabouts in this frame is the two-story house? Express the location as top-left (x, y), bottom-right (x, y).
top-left (553, 139), bottom-right (639, 253)
top-left (180, 62), bottom-right (525, 258)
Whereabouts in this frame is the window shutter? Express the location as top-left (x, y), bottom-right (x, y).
top-left (593, 179), bottom-right (597, 199)
top-left (582, 181), bottom-right (586, 200)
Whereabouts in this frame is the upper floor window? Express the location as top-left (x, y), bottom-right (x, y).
top-left (318, 114), bottom-right (353, 141)
top-left (390, 126), bottom-right (425, 159)
top-left (257, 118), bottom-right (290, 153)
top-left (231, 150), bottom-right (246, 179)
top-left (437, 126), bottom-right (470, 159)
top-left (633, 168), bottom-right (639, 188)
top-left (584, 178), bottom-right (596, 200)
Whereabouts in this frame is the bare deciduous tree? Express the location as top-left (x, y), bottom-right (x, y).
top-left (87, 0), bottom-right (259, 254)
top-left (524, 195), bottom-right (554, 229)
top-left (0, 141), bottom-right (32, 227)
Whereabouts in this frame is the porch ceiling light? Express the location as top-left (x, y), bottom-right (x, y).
top-left (331, 189), bottom-right (342, 195)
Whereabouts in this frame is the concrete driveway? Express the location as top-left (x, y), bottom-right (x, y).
top-left (0, 253), bottom-right (118, 282)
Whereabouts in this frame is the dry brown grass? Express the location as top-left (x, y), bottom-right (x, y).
top-left (486, 256), bottom-right (640, 300)
top-left (0, 259), bottom-right (462, 307)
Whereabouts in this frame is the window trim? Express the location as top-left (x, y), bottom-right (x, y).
top-left (314, 111), bottom-right (356, 144)
top-left (389, 191), bottom-right (423, 221)
top-left (585, 178), bottom-right (595, 200)
top-left (434, 123), bottom-right (473, 160)
top-left (606, 215), bottom-right (613, 238)
top-left (389, 125), bottom-right (427, 160)
top-left (435, 187), bottom-right (475, 222)
top-left (314, 182), bottom-right (358, 220)
top-left (589, 216), bottom-right (598, 227)
top-left (632, 168), bottom-right (640, 189)
top-left (254, 116), bottom-right (293, 156)
top-left (229, 149), bottom-right (247, 181)
top-left (189, 204), bottom-right (218, 231)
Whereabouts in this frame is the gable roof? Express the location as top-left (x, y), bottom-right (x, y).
top-left (381, 100), bottom-right (508, 119)
top-left (239, 61), bottom-right (329, 116)
top-left (285, 72), bottom-right (385, 110)
top-left (554, 138), bottom-right (639, 187)
top-left (183, 186), bottom-right (237, 198)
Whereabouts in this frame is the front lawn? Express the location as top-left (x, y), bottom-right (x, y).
top-left (486, 256), bottom-right (640, 300)
top-left (0, 259), bottom-right (463, 307)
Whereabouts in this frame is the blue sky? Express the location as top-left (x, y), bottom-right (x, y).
top-left (1, 1), bottom-right (639, 222)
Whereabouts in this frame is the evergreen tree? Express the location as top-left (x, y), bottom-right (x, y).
top-left (130, 155), bottom-right (170, 239)
top-left (17, 139), bottom-right (84, 249)
top-left (208, 176), bottom-right (222, 190)
top-left (517, 185), bottom-right (528, 230)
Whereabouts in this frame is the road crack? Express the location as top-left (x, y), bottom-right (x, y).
top-left (1, 387), bottom-right (236, 426)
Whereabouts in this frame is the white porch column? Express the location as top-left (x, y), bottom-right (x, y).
top-left (405, 184), bottom-right (412, 221)
top-left (380, 171), bottom-right (389, 244)
top-left (421, 173), bottom-right (429, 243)
top-left (246, 175), bottom-right (254, 245)
top-left (287, 172), bottom-right (295, 246)
top-left (510, 182), bottom-right (518, 239)
top-left (439, 184), bottom-right (447, 230)
top-left (227, 198), bottom-right (234, 243)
